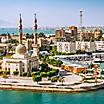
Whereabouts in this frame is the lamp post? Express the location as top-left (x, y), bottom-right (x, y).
top-left (94, 64), bottom-right (98, 83)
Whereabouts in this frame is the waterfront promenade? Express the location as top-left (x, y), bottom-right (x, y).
top-left (0, 75), bottom-right (104, 93)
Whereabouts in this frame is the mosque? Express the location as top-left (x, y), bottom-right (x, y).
top-left (2, 14), bottom-right (39, 76)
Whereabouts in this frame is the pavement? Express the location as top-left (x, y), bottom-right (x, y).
top-left (0, 73), bottom-right (83, 86)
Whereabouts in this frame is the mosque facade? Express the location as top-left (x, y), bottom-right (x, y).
top-left (2, 14), bottom-right (39, 76)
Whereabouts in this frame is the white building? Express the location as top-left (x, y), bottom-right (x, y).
top-left (57, 41), bottom-right (96, 53)
top-left (76, 41), bottom-right (95, 52)
top-left (95, 41), bottom-right (104, 51)
top-left (57, 42), bottom-right (76, 53)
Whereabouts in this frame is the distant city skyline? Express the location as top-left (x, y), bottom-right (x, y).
top-left (0, 0), bottom-right (104, 27)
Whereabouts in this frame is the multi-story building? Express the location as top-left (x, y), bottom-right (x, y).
top-left (57, 41), bottom-right (96, 53)
top-left (55, 26), bottom-right (78, 42)
top-left (94, 29), bottom-right (102, 39)
top-left (55, 28), bottom-right (66, 42)
top-left (57, 42), bottom-right (76, 53)
top-left (76, 41), bottom-right (95, 52)
top-left (95, 41), bottom-right (104, 51)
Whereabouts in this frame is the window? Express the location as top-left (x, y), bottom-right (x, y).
top-left (8, 68), bottom-right (10, 71)
top-left (5, 67), bottom-right (7, 70)
top-left (23, 68), bottom-right (24, 72)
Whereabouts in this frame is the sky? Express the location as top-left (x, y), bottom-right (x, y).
top-left (0, 0), bottom-right (104, 27)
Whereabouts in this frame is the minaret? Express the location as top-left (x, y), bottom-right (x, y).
top-left (19, 14), bottom-right (23, 44)
top-left (34, 13), bottom-right (38, 44)
top-left (32, 13), bottom-right (38, 57)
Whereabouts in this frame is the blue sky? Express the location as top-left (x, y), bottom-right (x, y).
top-left (0, 0), bottom-right (104, 27)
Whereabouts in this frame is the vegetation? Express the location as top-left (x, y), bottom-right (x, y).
top-left (26, 33), bottom-right (34, 39)
top-left (3, 70), bottom-right (10, 75)
top-left (76, 49), bottom-right (86, 54)
top-left (32, 75), bottom-right (42, 83)
top-left (40, 63), bottom-right (49, 72)
top-left (13, 71), bottom-right (19, 75)
top-left (51, 77), bottom-right (58, 82)
top-left (47, 70), bottom-right (57, 77)
top-left (48, 59), bottom-right (63, 67)
top-left (0, 70), bottom-right (3, 75)
top-left (22, 72), bottom-right (27, 76)
top-left (32, 67), bottom-right (39, 72)
top-left (40, 72), bottom-right (47, 77)
top-left (5, 39), bottom-right (19, 44)
top-left (2, 74), bottom-right (8, 78)
top-left (31, 72), bottom-right (39, 76)
top-left (38, 32), bottom-right (46, 38)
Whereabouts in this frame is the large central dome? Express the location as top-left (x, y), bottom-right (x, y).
top-left (16, 44), bottom-right (26, 54)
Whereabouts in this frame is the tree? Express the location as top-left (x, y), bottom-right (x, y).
top-left (32, 75), bottom-right (41, 83)
top-left (38, 32), bottom-right (46, 38)
top-left (40, 72), bottom-right (47, 78)
top-left (48, 59), bottom-right (63, 67)
top-left (32, 67), bottom-right (38, 72)
top-left (40, 63), bottom-right (48, 72)
top-left (47, 71), bottom-right (57, 77)
top-left (50, 46), bottom-right (58, 56)
top-left (31, 72), bottom-right (39, 76)
top-left (13, 71), bottom-right (19, 76)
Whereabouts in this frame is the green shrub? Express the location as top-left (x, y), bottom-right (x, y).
top-left (3, 70), bottom-right (10, 75)
top-left (22, 72), bottom-right (27, 76)
top-left (13, 71), bottom-right (19, 75)
top-left (0, 70), bottom-right (3, 75)
top-left (2, 74), bottom-right (8, 79)
top-left (32, 75), bottom-right (42, 83)
top-left (31, 72), bottom-right (39, 76)
top-left (52, 68), bottom-right (59, 74)
top-left (40, 72), bottom-right (47, 77)
top-left (51, 77), bottom-right (58, 82)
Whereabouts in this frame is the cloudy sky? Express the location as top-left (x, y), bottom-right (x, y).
top-left (0, 0), bottom-right (104, 27)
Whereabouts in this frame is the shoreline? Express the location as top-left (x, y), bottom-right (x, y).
top-left (0, 82), bottom-right (104, 93)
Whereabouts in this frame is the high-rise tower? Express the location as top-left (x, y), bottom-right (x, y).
top-left (80, 10), bottom-right (83, 28)
top-left (80, 10), bottom-right (83, 41)
top-left (19, 14), bottom-right (23, 44)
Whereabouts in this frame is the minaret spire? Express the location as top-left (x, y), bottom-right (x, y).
top-left (34, 13), bottom-right (38, 44)
top-left (32, 13), bottom-right (39, 57)
top-left (19, 13), bottom-right (23, 44)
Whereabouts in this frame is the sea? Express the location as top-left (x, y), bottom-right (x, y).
top-left (0, 89), bottom-right (104, 104)
top-left (0, 28), bottom-right (56, 35)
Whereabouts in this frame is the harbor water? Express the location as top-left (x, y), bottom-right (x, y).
top-left (0, 89), bottom-right (104, 104)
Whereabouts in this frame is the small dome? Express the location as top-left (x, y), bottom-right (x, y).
top-left (16, 44), bottom-right (26, 54)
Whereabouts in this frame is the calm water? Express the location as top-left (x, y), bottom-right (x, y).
top-left (0, 90), bottom-right (104, 104)
top-left (0, 28), bottom-right (55, 35)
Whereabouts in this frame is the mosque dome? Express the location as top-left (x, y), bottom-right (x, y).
top-left (16, 44), bottom-right (26, 54)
